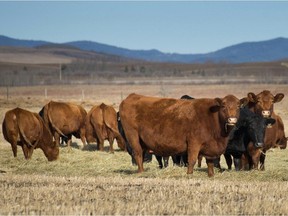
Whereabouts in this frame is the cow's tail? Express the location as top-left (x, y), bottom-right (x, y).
top-left (103, 118), bottom-right (126, 151)
top-left (47, 103), bottom-right (67, 138)
top-left (17, 115), bottom-right (38, 148)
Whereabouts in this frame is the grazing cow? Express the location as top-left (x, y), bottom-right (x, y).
top-left (39, 101), bottom-right (87, 149)
top-left (2, 107), bottom-right (59, 161)
top-left (223, 107), bottom-right (275, 170)
top-left (246, 90), bottom-right (285, 170)
top-left (85, 103), bottom-right (125, 153)
top-left (119, 93), bottom-right (242, 177)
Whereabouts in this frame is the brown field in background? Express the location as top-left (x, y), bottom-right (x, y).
top-left (0, 83), bottom-right (288, 215)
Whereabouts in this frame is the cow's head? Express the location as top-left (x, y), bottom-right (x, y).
top-left (245, 115), bottom-right (276, 148)
top-left (211, 95), bottom-right (242, 133)
top-left (247, 90), bottom-right (284, 118)
top-left (45, 141), bottom-right (59, 161)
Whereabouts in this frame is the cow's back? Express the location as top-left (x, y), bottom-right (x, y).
top-left (47, 101), bottom-right (84, 134)
top-left (3, 108), bottom-right (42, 148)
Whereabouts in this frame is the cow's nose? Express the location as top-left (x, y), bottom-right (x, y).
top-left (255, 143), bottom-right (264, 148)
top-left (228, 117), bottom-right (237, 125)
top-left (262, 110), bottom-right (271, 118)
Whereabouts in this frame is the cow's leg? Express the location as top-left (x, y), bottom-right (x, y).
top-left (234, 158), bottom-right (241, 171)
top-left (80, 127), bottom-right (86, 147)
top-left (182, 153), bottom-right (188, 167)
top-left (127, 134), bottom-right (144, 173)
top-left (54, 132), bottom-right (61, 147)
top-left (259, 151), bottom-right (266, 171)
top-left (197, 154), bottom-right (203, 168)
top-left (108, 132), bottom-right (114, 153)
top-left (206, 158), bottom-right (215, 177)
top-left (187, 141), bottom-right (200, 174)
top-left (172, 155), bottom-right (181, 166)
top-left (251, 150), bottom-right (261, 170)
top-left (224, 153), bottom-right (233, 170)
top-left (97, 137), bottom-right (105, 151)
top-left (155, 155), bottom-right (163, 169)
top-left (241, 154), bottom-right (249, 170)
top-left (22, 144), bottom-right (30, 159)
top-left (115, 135), bottom-right (126, 151)
top-left (213, 157), bottom-right (221, 170)
top-left (163, 156), bottom-right (169, 168)
top-left (143, 151), bottom-right (153, 163)
top-left (66, 134), bottom-right (72, 151)
top-left (28, 147), bottom-right (34, 159)
top-left (12, 141), bottom-right (18, 157)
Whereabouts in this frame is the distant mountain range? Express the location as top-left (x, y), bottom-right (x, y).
top-left (1, 35), bottom-right (288, 63)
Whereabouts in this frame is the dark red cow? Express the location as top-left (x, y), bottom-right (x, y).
top-left (2, 107), bottom-right (59, 161)
top-left (246, 90), bottom-right (285, 170)
top-left (119, 93), bottom-right (242, 177)
top-left (85, 103), bottom-right (125, 153)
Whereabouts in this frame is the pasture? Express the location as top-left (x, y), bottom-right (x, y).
top-left (0, 83), bottom-right (288, 215)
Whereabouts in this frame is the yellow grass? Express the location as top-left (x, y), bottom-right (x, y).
top-left (0, 84), bottom-right (288, 215)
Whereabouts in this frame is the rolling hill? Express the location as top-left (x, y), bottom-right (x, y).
top-left (1, 35), bottom-right (288, 63)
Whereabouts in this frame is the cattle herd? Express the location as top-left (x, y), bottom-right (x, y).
top-left (2, 90), bottom-right (287, 177)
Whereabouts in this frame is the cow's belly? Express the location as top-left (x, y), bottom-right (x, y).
top-left (138, 126), bottom-right (187, 156)
top-left (200, 140), bottom-right (227, 159)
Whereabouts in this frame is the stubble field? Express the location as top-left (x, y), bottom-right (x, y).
top-left (0, 83), bottom-right (288, 215)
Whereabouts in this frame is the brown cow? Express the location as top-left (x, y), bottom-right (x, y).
top-left (119, 93), bottom-right (242, 177)
top-left (245, 90), bottom-right (285, 170)
top-left (39, 101), bottom-right (87, 149)
top-left (2, 107), bottom-right (59, 161)
top-left (85, 103), bottom-right (125, 153)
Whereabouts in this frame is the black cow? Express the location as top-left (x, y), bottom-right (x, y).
top-left (218, 107), bottom-right (275, 170)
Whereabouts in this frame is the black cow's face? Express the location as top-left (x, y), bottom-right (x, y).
top-left (246, 116), bottom-right (276, 148)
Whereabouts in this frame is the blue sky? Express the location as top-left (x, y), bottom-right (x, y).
top-left (1, 1), bottom-right (288, 54)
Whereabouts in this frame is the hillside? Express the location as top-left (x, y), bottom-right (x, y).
top-left (1, 35), bottom-right (288, 63)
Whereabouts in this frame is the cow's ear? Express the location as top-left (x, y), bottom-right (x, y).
top-left (266, 118), bottom-right (276, 126)
top-left (240, 97), bottom-right (249, 107)
top-left (210, 98), bottom-right (222, 113)
top-left (274, 93), bottom-right (284, 103)
top-left (247, 92), bottom-right (257, 103)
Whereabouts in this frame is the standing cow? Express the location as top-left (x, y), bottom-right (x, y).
top-left (85, 103), bottom-right (125, 153)
top-left (223, 107), bottom-right (275, 170)
top-left (246, 90), bottom-right (285, 170)
top-left (2, 107), bottom-right (59, 161)
top-left (119, 93), bottom-right (243, 177)
top-left (39, 101), bottom-right (87, 149)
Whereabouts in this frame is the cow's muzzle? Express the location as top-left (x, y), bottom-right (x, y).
top-left (262, 110), bottom-right (271, 118)
top-left (254, 142), bottom-right (264, 148)
top-left (225, 117), bottom-right (237, 132)
top-left (227, 117), bottom-right (237, 125)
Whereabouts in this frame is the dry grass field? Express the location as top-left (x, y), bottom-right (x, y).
top-left (0, 83), bottom-right (288, 215)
